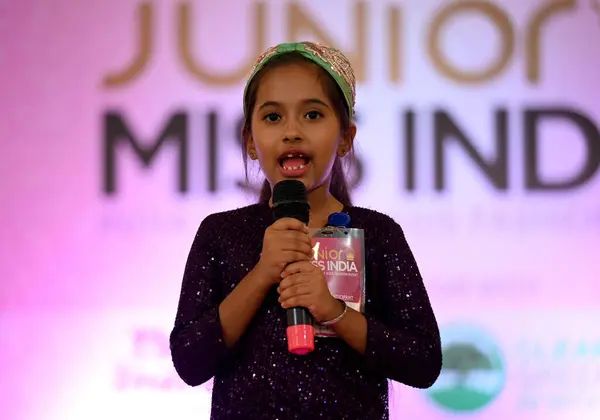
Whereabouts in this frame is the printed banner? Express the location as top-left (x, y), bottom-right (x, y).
top-left (1, 0), bottom-right (599, 419)
top-left (309, 227), bottom-right (366, 337)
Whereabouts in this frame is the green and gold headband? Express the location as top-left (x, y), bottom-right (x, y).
top-left (243, 41), bottom-right (356, 118)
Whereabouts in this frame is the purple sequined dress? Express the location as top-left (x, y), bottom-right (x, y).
top-left (170, 203), bottom-right (442, 419)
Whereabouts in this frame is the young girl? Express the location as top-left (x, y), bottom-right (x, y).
top-left (170, 41), bottom-right (442, 419)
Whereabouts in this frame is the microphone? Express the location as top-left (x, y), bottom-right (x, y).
top-left (272, 180), bottom-right (314, 355)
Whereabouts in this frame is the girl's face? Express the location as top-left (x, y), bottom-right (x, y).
top-left (246, 62), bottom-right (355, 195)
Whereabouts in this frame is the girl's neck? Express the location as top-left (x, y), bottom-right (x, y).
top-left (306, 185), bottom-right (344, 228)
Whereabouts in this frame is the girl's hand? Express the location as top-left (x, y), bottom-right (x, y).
top-left (277, 261), bottom-right (343, 323)
top-left (255, 218), bottom-right (313, 285)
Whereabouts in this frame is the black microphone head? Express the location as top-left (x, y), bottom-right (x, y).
top-left (272, 180), bottom-right (310, 224)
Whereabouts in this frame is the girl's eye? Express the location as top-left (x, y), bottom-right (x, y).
top-left (263, 113), bottom-right (281, 122)
top-left (305, 111), bottom-right (322, 120)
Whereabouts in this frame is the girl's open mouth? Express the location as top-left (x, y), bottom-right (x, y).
top-left (278, 151), bottom-right (312, 177)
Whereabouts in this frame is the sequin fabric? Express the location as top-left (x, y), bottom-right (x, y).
top-left (170, 203), bottom-right (442, 419)
top-left (246, 44), bottom-right (279, 80)
top-left (302, 41), bottom-right (356, 109)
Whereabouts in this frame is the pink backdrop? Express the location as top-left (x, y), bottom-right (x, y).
top-left (2, 0), bottom-right (599, 419)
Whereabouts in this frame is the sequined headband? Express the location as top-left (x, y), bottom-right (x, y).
top-left (243, 41), bottom-right (356, 118)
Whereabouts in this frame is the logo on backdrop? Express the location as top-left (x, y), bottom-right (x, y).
top-left (426, 317), bottom-right (600, 415)
top-left (514, 329), bottom-right (600, 412)
top-left (425, 323), bottom-right (506, 413)
top-left (99, 0), bottom-right (584, 87)
top-left (99, 0), bottom-right (599, 196)
top-left (97, 0), bottom-right (600, 234)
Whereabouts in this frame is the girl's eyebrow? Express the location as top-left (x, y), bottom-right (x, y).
top-left (257, 98), bottom-right (331, 112)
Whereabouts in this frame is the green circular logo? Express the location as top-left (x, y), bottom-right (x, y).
top-left (425, 323), bottom-right (506, 413)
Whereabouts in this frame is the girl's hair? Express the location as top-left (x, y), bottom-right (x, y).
top-left (241, 53), bottom-right (354, 207)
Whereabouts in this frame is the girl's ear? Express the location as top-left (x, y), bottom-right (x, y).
top-left (247, 135), bottom-right (258, 160)
top-left (338, 122), bottom-right (357, 157)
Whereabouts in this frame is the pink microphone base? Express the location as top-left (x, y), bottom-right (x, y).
top-left (287, 324), bottom-right (315, 355)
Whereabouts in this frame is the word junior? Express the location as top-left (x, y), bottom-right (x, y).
top-left (311, 243), bottom-right (359, 273)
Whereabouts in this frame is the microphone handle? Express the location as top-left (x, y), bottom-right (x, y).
top-left (287, 306), bottom-right (313, 326)
top-left (284, 234), bottom-right (315, 356)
